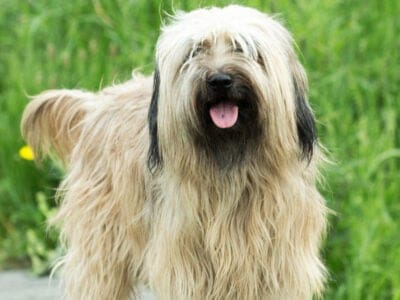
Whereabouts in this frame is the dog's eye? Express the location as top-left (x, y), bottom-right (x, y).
top-left (183, 46), bottom-right (203, 65)
top-left (191, 46), bottom-right (203, 58)
top-left (257, 52), bottom-right (265, 66)
top-left (233, 44), bottom-right (243, 53)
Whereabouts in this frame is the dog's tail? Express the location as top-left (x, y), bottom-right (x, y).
top-left (21, 89), bottom-right (94, 165)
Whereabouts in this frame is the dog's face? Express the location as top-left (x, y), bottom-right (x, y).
top-left (148, 5), bottom-right (316, 171)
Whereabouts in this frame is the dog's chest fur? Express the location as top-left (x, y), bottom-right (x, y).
top-left (144, 168), bottom-right (322, 300)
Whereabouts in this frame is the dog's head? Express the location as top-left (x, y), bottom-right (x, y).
top-left (148, 5), bottom-right (316, 171)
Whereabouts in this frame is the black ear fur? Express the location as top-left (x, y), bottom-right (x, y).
top-left (293, 74), bottom-right (317, 162)
top-left (148, 68), bottom-right (162, 172)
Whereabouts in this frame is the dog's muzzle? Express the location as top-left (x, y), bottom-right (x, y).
top-left (206, 73), bottom-right (239, 129)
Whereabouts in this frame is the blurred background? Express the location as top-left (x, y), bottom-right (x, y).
top-left (0, 0), bottom-right (399, 299)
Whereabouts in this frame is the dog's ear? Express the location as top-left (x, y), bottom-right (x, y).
top-left (292, 62), bottom-right (317, 161)
top-left (148, 67), bottom-right (162, 172)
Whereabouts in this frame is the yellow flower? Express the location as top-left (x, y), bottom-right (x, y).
top-left (19, 145), bottom-right (35, 161)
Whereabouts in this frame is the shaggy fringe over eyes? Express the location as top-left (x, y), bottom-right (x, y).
top-left (182, 33), bottom-right (259, 68)
top-left (230, 34), bottom-right (258, 59)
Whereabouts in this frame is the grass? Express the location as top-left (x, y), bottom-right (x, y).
top-left (0, 0), bottom-right (399, 298)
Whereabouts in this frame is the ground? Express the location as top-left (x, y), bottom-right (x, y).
top-left (0, 270), bottom-right (154, 300)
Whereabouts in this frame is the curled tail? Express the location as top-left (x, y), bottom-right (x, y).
top-left (21, 89), bottom-right (94, 165)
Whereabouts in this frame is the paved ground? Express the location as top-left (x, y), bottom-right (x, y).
top-left (0, 270), bottom-right (154, 300)
top-left (0, 270), bottom-right (61, 300)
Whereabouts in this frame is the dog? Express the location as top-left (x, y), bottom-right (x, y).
top-left (21, 5), bottom-right (327, 300)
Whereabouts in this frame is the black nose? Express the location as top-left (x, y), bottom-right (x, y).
top-left (207, 73), bottom-right (233, 90)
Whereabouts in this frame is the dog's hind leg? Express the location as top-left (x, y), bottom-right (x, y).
top-left (50, 96), bottom-right (149, 299)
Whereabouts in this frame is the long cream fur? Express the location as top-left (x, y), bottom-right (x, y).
top-left (21, 5), bottom-right (327, 300)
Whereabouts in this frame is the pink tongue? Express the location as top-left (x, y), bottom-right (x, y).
top-left (209, 102), bottom-right (239, 128)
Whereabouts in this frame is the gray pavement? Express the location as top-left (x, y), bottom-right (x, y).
top-left (0, 270), bottom-right (154, 300)
top-left (0, 270), bottom-right (61, 300)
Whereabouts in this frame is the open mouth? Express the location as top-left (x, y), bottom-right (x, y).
top-left (209, 101), bottom-right (239, 129)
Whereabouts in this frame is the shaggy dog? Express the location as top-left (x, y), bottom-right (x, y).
top-left (21, 5), bottom-right (327, 300)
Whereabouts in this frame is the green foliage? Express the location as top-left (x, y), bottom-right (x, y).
top-left (0, 0), bottom-right (399, 298)
top-left (25, 192), bottom-right (59, 275)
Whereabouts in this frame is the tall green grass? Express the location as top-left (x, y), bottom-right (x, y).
top-left (0, 0), bottom-right (399, 298)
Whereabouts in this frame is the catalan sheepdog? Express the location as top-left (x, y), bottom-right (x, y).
top-left (21, 5), bottom-right (327, 300)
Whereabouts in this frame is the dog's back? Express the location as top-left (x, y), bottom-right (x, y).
top-left (21, 75), bottom-right (153, 166)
